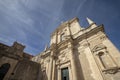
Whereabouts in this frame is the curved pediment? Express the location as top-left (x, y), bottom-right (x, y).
top-left (92, 44), bottom-right (106, 52)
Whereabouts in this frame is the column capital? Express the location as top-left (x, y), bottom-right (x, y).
top-left (50, 43), bottom-right (57, 50)
top-left (57, 65), bottom-right (61, 70)
top-left (50, 51), bottom-right (58, 60)
top-left (68, 40), bottom-right (74, 47)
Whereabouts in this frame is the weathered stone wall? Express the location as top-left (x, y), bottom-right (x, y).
top-left (0, 42), bottom-right (42, 80)
top-left (10, 60), bottom-right (42, 80)
top-left (0, 56), bottom-right (18, 80)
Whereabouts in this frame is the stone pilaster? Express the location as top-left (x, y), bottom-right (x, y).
top-left (57, 66), bottom-right (61, 80)
top-left (68, 41), bottom-right (78, 80)
top-left (48, 55), bottom-right (53, 80)
top-left (43, 49), bottom-right (57, 80)
top-left (83, 42), bottom-right (104, 80)
top-left (52, 59), bottom-right (56, 80)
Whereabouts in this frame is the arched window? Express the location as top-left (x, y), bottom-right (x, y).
top-left (61, 33), bottom-right (65, 41)
top-left (0, 63), bottom-right (10, 80)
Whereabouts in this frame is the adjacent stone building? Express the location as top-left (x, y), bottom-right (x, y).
top-left (32, 17), bottom-right (120, 80)
top-left (0, 42), bottom-right (42, 80)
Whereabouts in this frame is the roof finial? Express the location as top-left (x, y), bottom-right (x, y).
top-left (44, 44), bottom-right (48, 51)
top-left (86, 17), bottom-right (95, 25)
top-left (86, 17), bottom-right (97, 28)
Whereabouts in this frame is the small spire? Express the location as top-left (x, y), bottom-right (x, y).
top-left (86, 17), bottom-right (97, 28)
top-left (86, 17), bottom-right (95, 25)
top-left (44, 44), bottom-right (48, 51)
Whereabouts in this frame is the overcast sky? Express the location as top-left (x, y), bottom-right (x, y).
top-left (0, 0), bottom-right (120, 55)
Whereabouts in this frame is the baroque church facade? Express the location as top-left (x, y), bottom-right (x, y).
top-left (32, 17), bottom-right (120, 80)
top-left (0, 17), bottom-right (120, 80)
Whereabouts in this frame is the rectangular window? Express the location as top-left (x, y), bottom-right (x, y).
top-left (61, 67), bottom-right (69, 80)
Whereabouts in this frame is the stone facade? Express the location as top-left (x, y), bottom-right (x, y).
top-left (0, 42), bottom-right (42, 80)
top-left (32, 17), bottom-right (120, 80)
top-left (0, 17), bottom-right (120, 80)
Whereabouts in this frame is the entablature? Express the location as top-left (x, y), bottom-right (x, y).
top-left (40, 50), bottom-right (51, 59)
top-left (74, 25), bottom-right (104, 42)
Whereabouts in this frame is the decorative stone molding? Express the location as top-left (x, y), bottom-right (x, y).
top-left (102, 67), bottom-right (120, 74)
top-left (50, 43), bottom-right (57, 50)
top-left (41, 67), bottom-right (46, 71)
top-left (59, 54), bottom-right (69, 64)
top-left (51, 55), bottom-right (57, 60)
top-left (41, 52), bottom-right (50, 59)
top-left (92, 44), bottom-right (120, 74)
top-left (57, 65), bottom-right (61, 70)
top-left (92, 44), bottom-right (106, 53)
top-left (79, 49), bottom-right (84, 54)
top-left (51, 17), bottom-right (79, 37)
top-left (82, 43), bottom-right (90, 48)
top-left (100, 35), bottom-right (107, 41)
top-left (56, 59), bottom-right (60, 65)
top-left (46, 59), bottom-right (50, 63)
top-left (56, 50), bottom-right (70, 65)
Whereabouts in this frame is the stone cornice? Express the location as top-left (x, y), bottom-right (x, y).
top-left (56, 60), bottom-right (70, 65)
top-left (102, 67), bottom-right (120, 74)
top-left (50, 43), bottom-right (57, 50)
top-left (74, 24), bottom-right (105, 42)
top-left (41, 52), bottom-right (50, 59)
top-left (57, 38), bottom-right (73, 48)
top-left (57, 39), bottom-right (71, 46)
top-left (0, 50), bottom-right (22, 60)
top-left (40, 50), bottom-right (51, 59)
top-left (92, 44), bottom-right (107, 53)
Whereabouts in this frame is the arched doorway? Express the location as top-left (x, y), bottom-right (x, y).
top-left (0, 63), bottom-right (10, 80)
